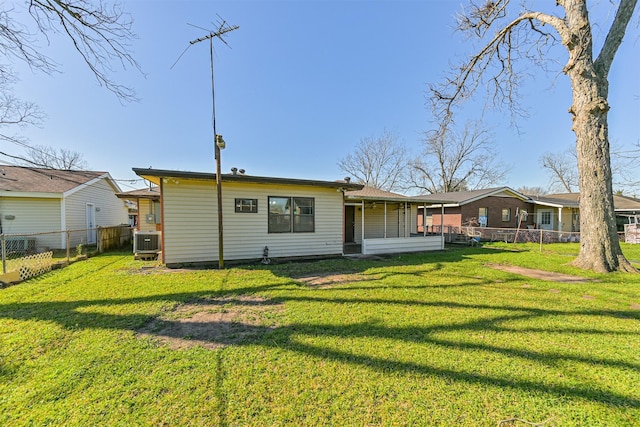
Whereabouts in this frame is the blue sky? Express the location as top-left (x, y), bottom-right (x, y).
top-left (7, 0), bottom-right (640, 193)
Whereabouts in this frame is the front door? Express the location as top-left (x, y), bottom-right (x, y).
top-left (345, 206), bottom-right (355, 243)
top-left (538, 209), bottom-right (554, 230)
top-left (86, 203), bottom-right (97, 244)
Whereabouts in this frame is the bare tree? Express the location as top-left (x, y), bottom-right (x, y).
top-left (517, 186), bottom-right (547, 197)
top-left (540, 148), bottom-right (578, 193)
top-left (0, 73), bottom-right (45, 145)
top-left (3, 1), bottom-right (142, 102)
top-left (0, 1), bottom-right (141, 155)
top-left (409, 120), bottom-right (508, 194)
top-left (611, 141), bottom-right (640, 196)
top-left (429, 0), bottom-right (638, 272)
top-left (337, 129), bottom-right (409, 192)
top-left (20, 145), bottom-right (88, 170)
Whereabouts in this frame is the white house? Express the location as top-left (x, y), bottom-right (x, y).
top-left (0, 165), bottom-right (129, 249)
top-left (132, 168), bottom-right (447, 267)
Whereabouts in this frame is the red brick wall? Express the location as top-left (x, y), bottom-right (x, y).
top-left (423, 197), bottom-right (535, 229)
top-left (461, 197), bottom-right (534, 228)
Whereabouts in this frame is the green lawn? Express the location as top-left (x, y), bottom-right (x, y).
top-left (1, 244), bottom-right (639, 426)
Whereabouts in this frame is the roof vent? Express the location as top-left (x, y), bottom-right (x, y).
top-left (239, 169), bottom-right (246, 175)
top-left (344, 177), bottom-right (351, 183)
top-left (231, 167), bottom-right (238, 175)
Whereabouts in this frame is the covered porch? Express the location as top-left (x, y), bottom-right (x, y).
top-left (343, 188), bottom-right (445, 256)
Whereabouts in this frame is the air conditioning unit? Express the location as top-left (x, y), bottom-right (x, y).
top-left (134, 231), bottom-right (161, 255)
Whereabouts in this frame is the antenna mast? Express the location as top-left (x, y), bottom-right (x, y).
top-left (185, 17), bottom-right (239, 269)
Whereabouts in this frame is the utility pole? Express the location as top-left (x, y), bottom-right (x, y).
top-left (185, 18), bottom-right (238, 269)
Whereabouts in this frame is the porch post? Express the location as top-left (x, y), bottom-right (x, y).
top-left (441, 205), bottom-right (445, 248)
top-left (361, 201), bottom-right (365, 242)
top-left (557, 207), bottom-right (563, 232)
top-left (384, 201), bottom-right (387, 238)
top-left (404, 202), bottom-right (408, 237)
top-left (423, 205), bottom-right (426, 236)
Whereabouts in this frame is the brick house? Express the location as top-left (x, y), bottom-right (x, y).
top-left (415, 187), bottom-right (535, 232)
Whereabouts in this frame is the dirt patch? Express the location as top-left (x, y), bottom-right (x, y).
top-left (294, 272), bottom-right (382, 288)
top-left (487, 264), bottom-right (593, 283)
top-left (137, 295), bottom-right (283, 350)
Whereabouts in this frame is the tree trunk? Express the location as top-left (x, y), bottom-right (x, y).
top-left (564, 2), bottom-right (635, 272)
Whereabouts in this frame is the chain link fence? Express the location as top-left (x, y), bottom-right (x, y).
top-left (0, 225), bottom-right (132, 286)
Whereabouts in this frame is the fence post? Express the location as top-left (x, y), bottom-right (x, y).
top-left (1, 234), bottom-right (6, 274)
top-left (66, 230), bottom-right (71, 262)
top-left (539, 229), bottom-right (543, 252)
top-left (97, 227), bottom-right (102, 253)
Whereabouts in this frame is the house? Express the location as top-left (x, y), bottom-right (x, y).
top-left (0, 165), bottom-right (129, 250)
top-left (531, 193), bottom-right (640, 232)
top-left (116, 186), bottom-right (161, 231)
top-left (416, 187), bottom-right (535, 233)
top-left (527, 194), bottom-right (580, 232)
top-left (417, 188), bottom-right (640, 237)
top-left (131, 168), bottom-right (447, 267)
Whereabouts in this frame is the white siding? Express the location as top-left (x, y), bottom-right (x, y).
top-left (161, 179), bottom-right (345, 265)
top-left (65, 178), bottom-right (129, 229)
top-left (0, 197), bottom-right (62, 249)
top-left (363, 236), bottom-right (444, 255)
top-left (64, 178), bottom-right (129, 247)
top-left (354, 202), bottom-right (409, 241)
top-left (364, 208), bottom-right (387, 239)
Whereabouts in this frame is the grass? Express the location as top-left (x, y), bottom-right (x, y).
top-left (0, 244), bottom-right (639, 426)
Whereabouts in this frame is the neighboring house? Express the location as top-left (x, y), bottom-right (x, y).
top-left (532, 193), bottom-right (640, 232)
top-left (116, 186), bottom-right (161, 232)
top-left (416, 187), bottom-right (535, 232)
top-left (131, 168), bottom-right (446, 267)
top-left (527, 194), bottom-right (580, 232)
top-left (417, 188), bottom-right (640, 235)
top-left (0, 165), bottom-right (129, 249)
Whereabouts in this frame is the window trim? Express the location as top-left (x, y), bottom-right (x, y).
top-left (268, 196), bottom-right (315, 233)
top-left (478, 207), bottom-right (488, 227)
top-left (502, 208), bottom-right (511, 222)
top-left (235, 198), bottom-right (258, 213)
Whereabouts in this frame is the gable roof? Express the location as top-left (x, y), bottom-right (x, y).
top-left (345, 186), bottom-right (406, 200)
top-left (132, 168), bottom-right (364, 191)
top-left (528, 193), bottom-right (580, 208)
top-left (534, 192), bottom-right (640, 212)
top-left (116, 186), bottom-right (161, 200)
top-left (414, 187), bottom-right (530, 206)
top-left (344, 186), bottom-right (448, 204)
top-left (0, 165), bottom-right (117, 196)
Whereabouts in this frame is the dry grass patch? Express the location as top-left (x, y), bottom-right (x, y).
top-left (293, 272), bottom-right (382, 288)
top-left (137, 295), bottom-right (283, 350)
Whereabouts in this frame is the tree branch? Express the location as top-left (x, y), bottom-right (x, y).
top-left (594, 0), bottom-right (638, 77)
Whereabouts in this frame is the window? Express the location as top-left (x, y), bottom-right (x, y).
top-left (478, 207), bottom-right (488, 227)
top-left (268, 196), bottom-right (314, 233)
top-left (502, 208), bottom-right (511, 222)
top-left (235, 198), bottom-right (258, 213)
top-left (541, 211), bottom-right (552, 225)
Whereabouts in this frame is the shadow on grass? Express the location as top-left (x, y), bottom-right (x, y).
top-left (1, 247), bottom-right (638, 409)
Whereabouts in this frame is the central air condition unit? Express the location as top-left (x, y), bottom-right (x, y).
top-left (133, 231), bottom-right (161, 255)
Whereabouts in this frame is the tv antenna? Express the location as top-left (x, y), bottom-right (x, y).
top-left (172, 16), bottom-right (239, 269)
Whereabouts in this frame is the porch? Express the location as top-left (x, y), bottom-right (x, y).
top-left (343, 187), bottom-right (447, 256)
